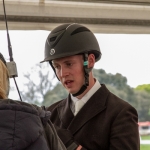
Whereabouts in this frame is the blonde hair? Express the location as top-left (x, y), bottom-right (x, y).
top-left (0, 60), bottom-right (9, 99)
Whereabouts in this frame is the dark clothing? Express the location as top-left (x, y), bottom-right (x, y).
top-left (0, 99), bottom-right (66, 150)
top-left (47, 84), bottom-right (140, 150)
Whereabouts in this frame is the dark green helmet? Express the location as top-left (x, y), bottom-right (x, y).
top-left (41, 23), bottom-right (102, 97)
top-left (41, 23), bottom-right (101, 62)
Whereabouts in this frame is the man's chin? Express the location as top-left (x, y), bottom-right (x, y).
top-left (67, 89), bottom-right (77, 95)
top-left (65, 86), bottom-right (80, 94)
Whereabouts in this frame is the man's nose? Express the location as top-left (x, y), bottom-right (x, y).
top-left (60, 67), bottom-right (69, 77)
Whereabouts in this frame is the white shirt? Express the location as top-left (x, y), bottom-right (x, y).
top-left (70, 79), bottom-right (101, 114)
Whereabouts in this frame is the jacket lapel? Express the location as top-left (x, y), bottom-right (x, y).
top-left (57, 84), bottom-right (110, 134)
top-left (68, 84), bottom-right (109, 134)
top-left (57, 95), bottom-right (74, 128)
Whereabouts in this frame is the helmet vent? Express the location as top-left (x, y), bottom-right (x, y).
top-left (50, 36), bottom-right (57, 42)
top-left (71, 27), bottom-right (90, 36)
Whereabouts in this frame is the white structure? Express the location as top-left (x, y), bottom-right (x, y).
top-left (0, 0), bottom-right (150, 33)
top-left (139, 121), bottom-right (150, 136)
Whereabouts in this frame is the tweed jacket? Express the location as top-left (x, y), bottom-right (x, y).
top-left (47, 84), bottom-right (140, 150)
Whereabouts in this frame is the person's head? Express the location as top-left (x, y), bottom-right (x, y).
top-left (0, 53), bottom-right (9, 99)
top-left (41, 23), bottom-right (101, 98)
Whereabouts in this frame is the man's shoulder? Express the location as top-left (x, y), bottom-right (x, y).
top-left (46, 98), bottom-right (67, 112)
top-left (106, 88), bottom-right (137, 113)
top-left (100, 84), bottom-right (136, 110)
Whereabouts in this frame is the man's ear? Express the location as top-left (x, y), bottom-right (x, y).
top-left (88, 54), bottom-right (95, 68)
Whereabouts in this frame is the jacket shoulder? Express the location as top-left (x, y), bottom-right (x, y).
top-left (100, 84), bottom-right (137, 111)
top-left (46, 99), bottom-right (66, 112)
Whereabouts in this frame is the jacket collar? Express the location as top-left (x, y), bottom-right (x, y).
top-left (57, 84), bottom-right (110, 134)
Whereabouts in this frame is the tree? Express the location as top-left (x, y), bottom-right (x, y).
top-left (135, 84), bottom-right (150, 93)
top-left (22, 66), bottom-right (150, 121)
top-left (93, 69), bottom-right (150, 121)
top-left (135, 90), bottom-right (150, 121)
top-left (43, 83), bottom-right (68, 107)
top-left (93, 69), bottom-right (128, 90)
top-left (21, 63), bottom-right (56, 105)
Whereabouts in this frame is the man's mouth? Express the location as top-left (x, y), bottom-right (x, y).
top-left (64, 80), bottom-right (73, 87)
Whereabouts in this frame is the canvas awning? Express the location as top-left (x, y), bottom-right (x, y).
top-left (0, 0), bottom-right (150, 33)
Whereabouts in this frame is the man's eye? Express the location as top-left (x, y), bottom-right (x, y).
top-left (54, 65), bottom-right (60, 69)
top-left (67, 63), bottom-right (73, 66)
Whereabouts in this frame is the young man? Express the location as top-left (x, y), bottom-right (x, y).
top-left (41, 23), bottom-right (140, 150)
top-left (0, 52), bottom-right (66, 150)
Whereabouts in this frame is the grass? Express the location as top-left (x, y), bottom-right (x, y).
top-left (141, 135), bottom-right (150, 140)
top-left (140, 135), bottom-right (150, 150)
top-left (140, 145), bottom-right (150, 150)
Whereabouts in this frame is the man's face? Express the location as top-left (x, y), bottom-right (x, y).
top-left (52, 55), bottom-right (85, 94)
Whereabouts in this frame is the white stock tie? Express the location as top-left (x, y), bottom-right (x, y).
top-left (74, 100), bottom-right (84, 116)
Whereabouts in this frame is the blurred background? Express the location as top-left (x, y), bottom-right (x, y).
top-left (0, 0), bottom-right (150, 149)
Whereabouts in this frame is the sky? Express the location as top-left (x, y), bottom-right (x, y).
top-left (0, 30), bottom-right (150, 99)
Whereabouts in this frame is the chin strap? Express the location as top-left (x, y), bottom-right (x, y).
top-left (49, 61), bottom-right (59, 81)
top-left (72, 53), bottom-right (92, 97)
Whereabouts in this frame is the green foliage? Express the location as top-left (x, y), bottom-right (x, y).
top-left (43, 83), bottom-right (68, 106)
top-left (93, 69), bottom-right (128, 90)
top-left (41, 68), bottom-right (150, 121)
top-left (93, 69), bottom-right (150, 121)
top-left (93, 69), bottom-right (137, 106)
top-left (22, 66), bottom-right (150, 121)
top-left (135, 84), bottom-right (150, 93)
top-left (135, 90), bottom-right (150, 121)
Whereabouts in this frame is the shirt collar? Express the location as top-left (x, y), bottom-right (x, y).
top-left (71, 78), bottom-right (101, 104)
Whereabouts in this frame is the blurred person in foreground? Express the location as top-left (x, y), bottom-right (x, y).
top-left (0, 52), bottom-right (66, 150)
top-left (41, 23), bottom-right (140, 150)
